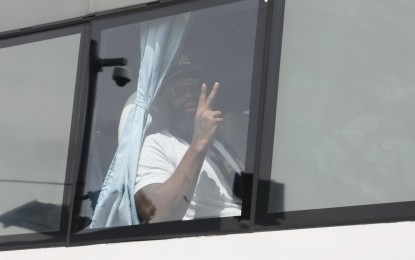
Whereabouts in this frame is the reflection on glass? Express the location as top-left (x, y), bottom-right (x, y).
top-left (80, 0), bottom-right (258, 229)
top-left (270, 0), bottom-right (415, 212)
top-left (0, 34), bottom-right (81, 235)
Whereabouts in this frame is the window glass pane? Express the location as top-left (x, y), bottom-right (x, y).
top-left (77, 0), bottom-right (259, 230)
top-left (0, 34), bottom-right (81, 235)
top-left (270, 0), bottom-right (415, 212)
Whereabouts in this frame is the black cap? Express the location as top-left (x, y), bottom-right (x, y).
top-left (162, 55), bottom-right (208, 89)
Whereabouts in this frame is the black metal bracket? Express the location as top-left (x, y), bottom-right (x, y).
top-left (90, 40), bottom-right (131, 86)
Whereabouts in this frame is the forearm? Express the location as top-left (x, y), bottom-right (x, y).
top-left (136, 142), bottom-right (208, 223)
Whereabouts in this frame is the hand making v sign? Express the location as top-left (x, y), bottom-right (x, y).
top-left (191, 82), bottom-right (223, 152)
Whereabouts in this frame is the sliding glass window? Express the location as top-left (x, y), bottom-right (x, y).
top-left (71, 0), bottom-right (267, 244)
top-left (0, 26), bottom-right (86, 249)
top-left (258, 0), bottom-right (415, 226)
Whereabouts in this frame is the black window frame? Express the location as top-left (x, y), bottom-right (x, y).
top-left (254, 0), bottom-right (415, 231)
top-left (0, 24), bottom-right (90, 251)
top-left (69, 0), bottom-right (272, 247)
top-left (0, 0), bottom-right (415, 252)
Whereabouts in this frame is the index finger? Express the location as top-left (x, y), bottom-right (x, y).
top-left (206, 82), bottom-right (220, 109)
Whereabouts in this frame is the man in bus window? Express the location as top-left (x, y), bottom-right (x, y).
top-left (134, 65), bottom-right (244, 223)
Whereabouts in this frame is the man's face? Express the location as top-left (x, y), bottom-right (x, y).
top-left (163, 77), bottom-right (202, 115)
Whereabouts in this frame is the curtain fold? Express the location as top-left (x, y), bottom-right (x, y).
top-left (90, 13), bottom-right (191, 228)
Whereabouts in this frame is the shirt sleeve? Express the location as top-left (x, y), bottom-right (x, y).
top-left (135, 133), bottom-right (176, 193)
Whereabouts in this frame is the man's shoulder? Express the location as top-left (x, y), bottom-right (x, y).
top-left (146, 129), bottom-right (173, 140)
top-left (144, 130), bottom-right (177, 147)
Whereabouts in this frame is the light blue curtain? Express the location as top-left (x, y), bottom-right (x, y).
top-left (90, 13), bottom-right (191, 228)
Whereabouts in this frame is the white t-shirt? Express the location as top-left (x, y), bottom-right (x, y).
top-left (136, 130), bottom-right (242, 220)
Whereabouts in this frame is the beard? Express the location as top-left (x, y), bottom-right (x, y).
top-left (169, 108), bottom-right (195, 142)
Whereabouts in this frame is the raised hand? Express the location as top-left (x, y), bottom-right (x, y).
top-left (191, 82), bottom-right (223, 151)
